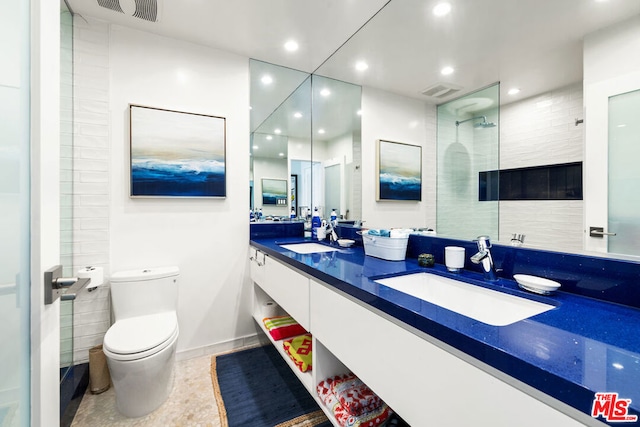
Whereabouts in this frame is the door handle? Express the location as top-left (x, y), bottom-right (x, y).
top-left (44, 265), bottom-right (91, 304)
top-left (589, 226), bottom-right (617, 238)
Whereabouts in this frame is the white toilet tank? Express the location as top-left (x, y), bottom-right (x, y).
top-left (110, 266), bottom-right (179, 321)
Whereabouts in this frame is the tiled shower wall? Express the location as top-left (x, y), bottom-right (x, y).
top-left (500, 83), bottom-right (584, 252)
top-left (71, 17), bottom-right (111, 364)
top-left (60, 8), bottom-right (74, 367)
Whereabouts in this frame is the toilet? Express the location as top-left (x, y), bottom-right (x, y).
top-left (103, 266), bottom-right (180, 418)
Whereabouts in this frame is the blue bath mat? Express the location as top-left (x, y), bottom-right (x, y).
top-left (211, 345), bottom-right (331, 427)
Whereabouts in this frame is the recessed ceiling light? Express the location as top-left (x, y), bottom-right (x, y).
top-left (261, 75), bottom-right (273, 85)
top-left (357, 109), bottom-right (362, 116)
top-left (279, 152), bottom-right (285, 157)
top-left (355, 61), bottom-right (369, 71)
top-left (294, 112), bottom-right (302, 118)
top-left (318, 129), bottom-right (325, 134)
top-left (320, 88), bottom-right (331, 97)
top-left (274, 128), bottom-right (281, 134)
top-left (433, 2), bottom-right (451, 17)
top-left (284, 40), bottom-right (299, 52)
top-left (617, 124), bottom-right (627, 128)
top-left (441, 66), bottom-right (454, 75)
top-left (508, 88), bottom-right (521, 95)
top-left (253, 145), bottom-right (259, 149)
top-left (266, 135), bottom-right (273, 140)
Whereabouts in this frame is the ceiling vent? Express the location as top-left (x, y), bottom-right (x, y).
top-left (97, 0), bottom-right (161, 23)
top-left (420, 82), bottom-right (463, 100)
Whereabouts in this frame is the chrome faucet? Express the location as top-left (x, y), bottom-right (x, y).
top-left (470, 235), bottom-right (498, 281)
top-left (326, 220), bottom-right (339, 243)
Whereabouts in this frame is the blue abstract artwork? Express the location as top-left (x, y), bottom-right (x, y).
top-left (130, 105), bottom-right (226, 197)
top-left (377, 140), bottom-right (422, 201)
top-left (261, 178), bottom-right (287, 205)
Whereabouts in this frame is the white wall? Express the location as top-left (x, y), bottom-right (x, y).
top-left (108, 26), bottom-right (254, 356)
top-left (70, 17), bottom-right (112, 364)
top-left (71, 21), bottom-right (257, 360)
top-left (361, 86), bottom-right (436, 229)
top-left (499, 83), bottom-right (584, 252)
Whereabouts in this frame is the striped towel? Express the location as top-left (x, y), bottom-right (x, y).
top-left (263, 316), bottom-right (307, 341)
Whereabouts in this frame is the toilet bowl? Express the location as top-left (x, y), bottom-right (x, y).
top-left (103, 267), bottom-right (179, 418)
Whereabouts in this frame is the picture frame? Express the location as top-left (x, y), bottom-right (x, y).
top-left (290, 174), bottom-right (298, 213)
top-left (376, 139), bottom-right (422, 201)
top-left (261, 178), bottom-right (288, 205)
top-left (129, 104), bottom-right (226, 198)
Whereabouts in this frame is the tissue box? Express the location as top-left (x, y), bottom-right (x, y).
top-left (362, 233), bottom-right (409, 261)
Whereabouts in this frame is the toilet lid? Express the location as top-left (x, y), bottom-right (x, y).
top-left (104, 312), bottom-right (178, 355)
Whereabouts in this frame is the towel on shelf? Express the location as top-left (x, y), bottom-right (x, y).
top-left (283, 334), bottom-right (313, 372)
top-left (262, 315), bottom-right (307, 341)
top-left (331, 373), bottom-right (382, 416)
top-left (333, 403), bottom-right (391, 427)
top-left (317, 375), bottom-right (391, 427)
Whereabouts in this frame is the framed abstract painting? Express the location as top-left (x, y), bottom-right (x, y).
top-left (376, 139), bottom-right (422, 201)
top-left (261, 178), bottom-right (288, 206)
top-left (129, 104), bottom-right (226, 198)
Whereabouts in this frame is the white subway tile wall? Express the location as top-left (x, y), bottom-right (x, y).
top-left (500, 83), bottom-right (584, 252)
top-left (72, 18), bottom-right (112, 364)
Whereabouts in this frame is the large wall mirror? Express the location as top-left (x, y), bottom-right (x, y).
top-left (252, 0), bottom-right (640, 258)
top-left (250, 61), bottom-right (362, 223)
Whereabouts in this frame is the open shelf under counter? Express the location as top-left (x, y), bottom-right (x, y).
top-left (251, 312), bottom-right (314, 393)
top-left (312, 338), bottom-right (352, 427)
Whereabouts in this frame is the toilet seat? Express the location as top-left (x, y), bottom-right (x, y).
top-left (104, 312), bottom-right (178, 361)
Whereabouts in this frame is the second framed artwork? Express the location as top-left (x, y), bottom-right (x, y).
top-left (376, 139), bottom-right (422, 201)
top-left (261, 178), bottom-right (288, 206)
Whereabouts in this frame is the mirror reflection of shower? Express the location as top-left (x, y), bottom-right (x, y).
top-left (437, 83), bottom-right (500, 240)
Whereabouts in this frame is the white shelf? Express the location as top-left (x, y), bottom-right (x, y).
top-left (252, 286), bottom-right (341, 426)
top-left (252, 313), bottom-right (314, 393)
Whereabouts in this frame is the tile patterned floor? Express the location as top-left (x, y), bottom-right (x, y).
top-left (71, 354), bottom-right (222, 427)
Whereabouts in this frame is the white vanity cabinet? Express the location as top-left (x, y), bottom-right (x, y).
top-left (249, 246), bottom-right (310, 330)
top-left (248, 246), bottom-right (590, 427)
top-left (309, 280), bottom-right (587, 427)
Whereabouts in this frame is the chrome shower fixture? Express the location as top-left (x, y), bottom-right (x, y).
top-left (455, 115), bottom-right (496, 128)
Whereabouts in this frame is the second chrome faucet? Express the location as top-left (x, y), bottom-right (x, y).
top-left (470, 235), bottom-right (498, 281)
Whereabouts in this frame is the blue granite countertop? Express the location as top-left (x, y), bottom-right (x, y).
top-left (250, 237), bottom-right (640, 425)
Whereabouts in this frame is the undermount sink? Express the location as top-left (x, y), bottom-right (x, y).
top-left (279, 242), bottom-right (339, 254)
top-left (374, 272), bottom-right (555, 326)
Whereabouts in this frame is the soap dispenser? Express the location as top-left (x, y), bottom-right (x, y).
top-left (311, 207), bottom-right (321, 239)
top-left (290, 207), bottom-right (296, 220)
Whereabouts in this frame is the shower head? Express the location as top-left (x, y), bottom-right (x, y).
top-left (474, 120), bottom-right (496, 128)
top-left (455, 115), bottom-right (496, 129)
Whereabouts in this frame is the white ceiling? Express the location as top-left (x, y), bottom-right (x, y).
top-left (67, 0), bottom-right (640, 159)
top-left (68, 0), bottom-right (640, 102)
top-left (67, 0), bottom-right (390, 73)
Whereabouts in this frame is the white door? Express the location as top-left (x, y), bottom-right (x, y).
top-left (584, 74), bottom-right (640, 256)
